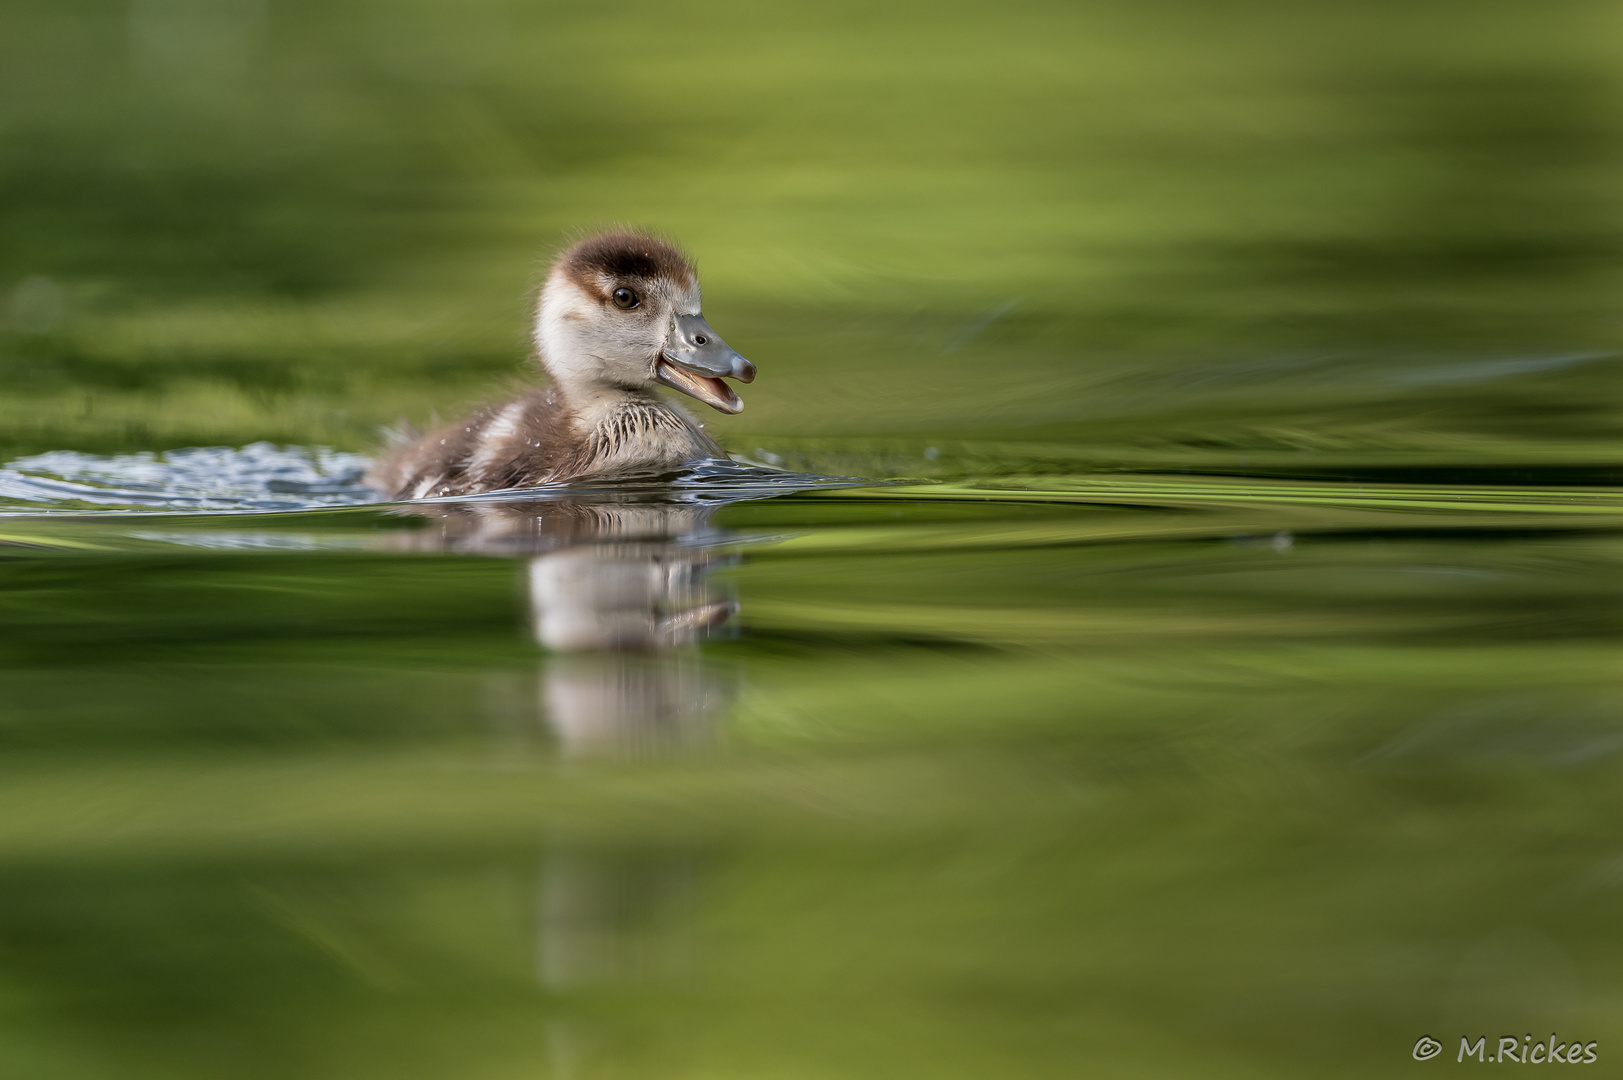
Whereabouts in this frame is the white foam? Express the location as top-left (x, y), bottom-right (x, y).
top-left (0, 442), bottom-right (375, 514)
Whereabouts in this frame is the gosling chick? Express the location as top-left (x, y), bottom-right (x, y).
top-left (370, 231), bottom-right (756, 499)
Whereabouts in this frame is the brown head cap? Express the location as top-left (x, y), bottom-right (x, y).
top-left (557, 231), bottom-right (697, 294)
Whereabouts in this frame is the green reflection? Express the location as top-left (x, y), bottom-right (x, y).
top-left (0, 489), bottom-right (1613, 1076)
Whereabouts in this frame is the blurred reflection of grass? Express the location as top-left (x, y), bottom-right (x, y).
top-left (0, 496), bottom-right (1620, 1074)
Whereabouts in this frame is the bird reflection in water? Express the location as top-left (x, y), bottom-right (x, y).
top-left (394, 493), bottom-right (742, 1017)
top-left (395, 493), bottom-right (745, 758)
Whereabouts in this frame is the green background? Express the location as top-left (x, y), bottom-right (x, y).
top-left (5, 0), bottom-right (1623, 469)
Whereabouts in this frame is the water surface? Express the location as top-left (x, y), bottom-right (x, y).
top-left (0, 452), bottom-right (1619, 1078)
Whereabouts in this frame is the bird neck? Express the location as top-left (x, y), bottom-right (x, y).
top-left (534, 345), bottom-right (654, 412)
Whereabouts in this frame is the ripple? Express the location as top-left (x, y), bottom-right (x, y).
top-left (0, 443), bottom-right (375, 514)
top-left (436, 457), bottom-right (870, 507)
top-left (0, 445), bottom-right (866, 515)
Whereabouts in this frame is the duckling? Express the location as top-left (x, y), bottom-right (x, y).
top-left (369, 231), bottom-right (756, 499)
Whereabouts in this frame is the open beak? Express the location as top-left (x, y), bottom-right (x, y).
top-left (655, 312), bottom-right (756, 414)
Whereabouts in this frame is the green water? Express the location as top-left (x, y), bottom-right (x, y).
top-left (7, 0), bottom-right (1623, 1076)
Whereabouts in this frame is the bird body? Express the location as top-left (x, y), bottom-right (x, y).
top-left (370, 232), bottom-right (754, 499)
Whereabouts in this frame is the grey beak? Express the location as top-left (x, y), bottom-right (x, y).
top-left (663, 312), bottom-right (756, 383)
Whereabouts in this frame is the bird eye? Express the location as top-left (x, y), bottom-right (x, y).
top-left (611, 287), bottom-right (639, 310)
